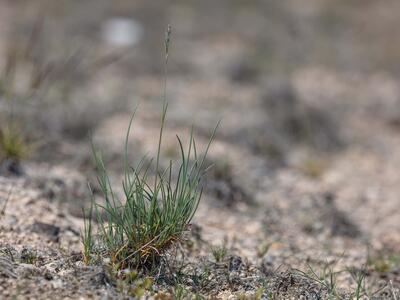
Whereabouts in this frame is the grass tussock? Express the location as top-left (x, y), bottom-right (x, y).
top-left (82, 25), bottom-right (219, 272)
top-left (83, 104), bottom-right (218, 271)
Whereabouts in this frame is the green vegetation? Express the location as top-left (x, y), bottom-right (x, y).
top-left (82, 25), bottom-right (218, 275)
top-left (84, 105), bottom-right (217, 271)
top-left (368, 250), bottom-right (400, 274)
top-left (83, 105), bottom-right (217, 273)
top-left (235, 288), bottom-right (264, 300)
top-left (0, 16), bottom-right (116, 164)
top-left (81, 188), bottom-right (94, 265)
top-left (211, 245), bottom-right (228, 263)
top-left (20, 248), bottom-right (39, 265)
top-left (0, 123), bottom-right (30, 162)
top-left (0, 187), bottom-right (12, 218)
top-left (294, 260), bottom-right (398, 300)
top-left (112, 269), bottom-right (153, 298)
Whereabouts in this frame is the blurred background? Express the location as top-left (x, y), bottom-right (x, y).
top-left (2, 0), bottom-right (400, 165)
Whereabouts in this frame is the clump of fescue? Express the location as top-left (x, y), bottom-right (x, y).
top-left (84, 105), bottom-right (217, 271)
top-left (83, 25), bottom-right (218, 274)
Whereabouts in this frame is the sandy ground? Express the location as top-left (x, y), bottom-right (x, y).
top-left (1, 1), bottom-right (400, 299)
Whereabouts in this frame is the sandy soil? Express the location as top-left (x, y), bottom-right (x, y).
top-left (1, 1), bottom-right (400, 299)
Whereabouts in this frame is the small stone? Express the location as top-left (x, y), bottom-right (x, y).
top-left (228, 255), bottom-right (243, 272)
top-left (51, 279), bottom-right (64, 289)
top-left (44, 271), bottom-right (53, 280)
